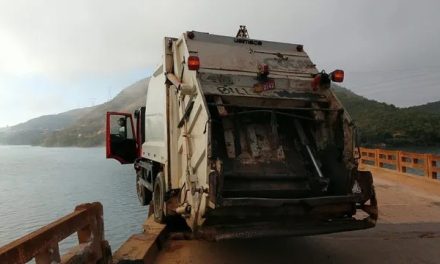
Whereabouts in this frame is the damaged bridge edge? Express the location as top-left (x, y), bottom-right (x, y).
top-left (112, 215), bottom-right (168, 264)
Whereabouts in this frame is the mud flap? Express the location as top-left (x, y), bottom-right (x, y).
top-left (356, 171), bottom-right (374, 204)
top-left (356, 170), bottom-right (378, 221)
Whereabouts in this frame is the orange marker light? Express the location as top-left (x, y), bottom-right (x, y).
top-left (331, 69), bottom-right (344, 82)
top-left (188, 56), bottom-right (200, 71)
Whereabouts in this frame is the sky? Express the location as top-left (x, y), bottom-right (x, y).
top-left (1, 0), bottom-right (440, 127)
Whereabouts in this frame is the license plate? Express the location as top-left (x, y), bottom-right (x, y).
top-left (263, 79), bottom-right (275, 91)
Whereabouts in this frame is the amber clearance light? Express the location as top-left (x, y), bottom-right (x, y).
top-left (331, 69), bottom-right (344, 83)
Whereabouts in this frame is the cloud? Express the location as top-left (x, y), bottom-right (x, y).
top-left (0, 0), bottom-right (440, 126)
top-left (0, 0), bottom-right (154, 80)
top-left (2, 0), bottom-right (440, 78)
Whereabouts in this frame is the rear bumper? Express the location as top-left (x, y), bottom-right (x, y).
top-left (196, 216), bottom-right (376, 241)
top-left (221, 194), bottom-right (361, 207)
top-left (206, 195), bottom-right (361, 220)
top-left (198, 194), bottom-right (378, 240)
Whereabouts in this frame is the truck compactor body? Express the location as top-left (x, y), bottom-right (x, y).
top-left (106, 27), bottom-right (377, 240)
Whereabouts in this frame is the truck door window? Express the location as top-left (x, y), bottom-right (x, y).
top-left (110, 115), bottom-right (134, 140)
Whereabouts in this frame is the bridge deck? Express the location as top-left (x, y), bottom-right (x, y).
top-left (153, 167), bottom-right (440, 264)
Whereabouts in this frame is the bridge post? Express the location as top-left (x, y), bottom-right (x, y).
top-left (374, 149), bottom-right (379, 167)
top-left (35, 243), bottom-right (61, 264)
top-left (427, 154), bottom-right (435, 179)
top-left (424, 154), bottom-right (430, 178)
top-left (397, 151), bottom-right (402, 173)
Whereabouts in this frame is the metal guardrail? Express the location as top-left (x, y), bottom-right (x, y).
top-left (0, 202), bottom-right (111, 264)
top-left (360, 147), bottom-right (440, 180)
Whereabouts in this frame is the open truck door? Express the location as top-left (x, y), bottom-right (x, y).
top-left (106, 112), bottom-right (138, 164)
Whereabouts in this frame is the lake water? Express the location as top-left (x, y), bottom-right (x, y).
top-left (0, 145), bottom-right (148, 253)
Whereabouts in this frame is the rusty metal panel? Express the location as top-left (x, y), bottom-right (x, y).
top-left (222, 118), bottom-right (236, 158)
top-left (189, 40), bottom-right (258, 73)
top-left (198, 72), bottom-right (324, 101)
top-left (186, 31), bottom-right (318, 76)
top-left (253, 51), bottom-right (317, 75)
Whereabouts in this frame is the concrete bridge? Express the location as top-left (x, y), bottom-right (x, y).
top-left (119, 148), bottom-right (440, 264)
top-left (151, 166), bottom-right (440, 264)
top-left (1, 148), bottom-right (439, 263)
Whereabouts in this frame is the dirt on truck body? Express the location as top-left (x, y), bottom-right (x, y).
top-left (106, 26), bottom-right (378, 240)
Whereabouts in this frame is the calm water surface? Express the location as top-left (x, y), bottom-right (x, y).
top-left (0, 145), bottom-right (147, 252)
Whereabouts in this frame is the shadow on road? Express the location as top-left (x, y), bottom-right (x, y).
top-left (156, 222), bottom-right (440, 264)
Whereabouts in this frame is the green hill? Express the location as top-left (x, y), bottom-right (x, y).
top-left (1, 79), bottom-right (438, 148)
top-left (406, 101), bottom-right (440, 115)
top-left (40, 78), bottom-right (149, 147)
top-left (0, 108), bottom-right (93, 145)
top-left (333, 86), bottom-right (440, 147)
top-left (0, 78), bottom-right (149, 147)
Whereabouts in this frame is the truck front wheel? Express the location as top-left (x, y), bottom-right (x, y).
top-left (153, 172), bottom-right (166, 223)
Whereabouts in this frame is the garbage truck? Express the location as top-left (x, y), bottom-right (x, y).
top-left (106, 26), bottom-right (377, 240)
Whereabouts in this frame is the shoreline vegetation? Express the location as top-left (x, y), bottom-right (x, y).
top-left (1, 80), bottom-right (439, 150)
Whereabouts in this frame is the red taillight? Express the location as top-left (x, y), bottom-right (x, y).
top-left (311, 75), bottom-right (321, 91)
top-left (311, 72), bottom-right (331, 90)
top-left (258, 64), bottom-right (269, 75)
top-left (331, 69), bottom-right (344, 82)
top-left (188, 56), bottom-right (200, 71)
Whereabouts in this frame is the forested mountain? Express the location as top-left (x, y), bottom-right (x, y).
top-left (40, 78), bottom-right (149, 147)
top-left (334, 86), bottom-right (440, 147)
top-left (0, 78), bottom-right (148, 146)
top-left (406, 101), bottom-right (440, 115)
top-left (0, 108), bottom-right (92, 145)
top-left (1, 79), bottom-right (438, 147)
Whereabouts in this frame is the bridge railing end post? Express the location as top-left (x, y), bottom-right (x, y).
top-left (397, 151), bottom-right (402, 173)
top-left (374, 149), bottom-right (379, 168)
top-left (427, 154), bottom-right (433, 179)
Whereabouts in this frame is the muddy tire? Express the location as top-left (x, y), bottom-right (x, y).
top-left (153, 172), bottom-right (166, 223)
top-left (136, 170), bottom-right (152, 206)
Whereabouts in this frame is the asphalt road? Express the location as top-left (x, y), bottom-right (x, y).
top-left (154, 167), bottom-right (440, 264)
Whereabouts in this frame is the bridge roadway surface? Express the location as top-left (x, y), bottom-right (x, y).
top-left (152, 166), bottom-right (440, 264)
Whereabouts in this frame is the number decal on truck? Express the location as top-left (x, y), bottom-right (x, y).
top-left (217, 85), bottom-right (251, 95)
top-left (263, 79), bottom-right (275, 91)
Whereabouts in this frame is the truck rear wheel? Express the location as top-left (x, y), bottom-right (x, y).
top-left (136, 170), bottom-right (152, 206)
top-left (153, 172), bottom-right (166, 223)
